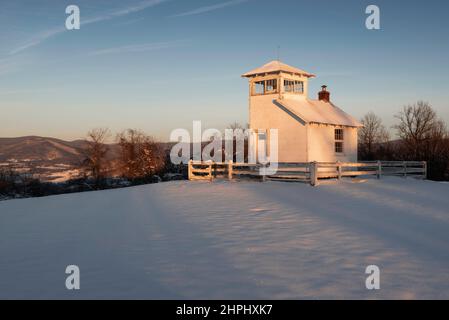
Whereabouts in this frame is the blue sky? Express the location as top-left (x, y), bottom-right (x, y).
top-left (1, 0), bottom-right (448, 141)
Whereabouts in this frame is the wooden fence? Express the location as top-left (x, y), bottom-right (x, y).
top-left (188, 160), bottom-right (427, 186)
top-left (188, 161), bottom-right (263, 181)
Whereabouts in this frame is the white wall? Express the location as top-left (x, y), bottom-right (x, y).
top-left (307, 124), bottom-right (358, 162)
top-left (250, 94), bottom-right (308, 162)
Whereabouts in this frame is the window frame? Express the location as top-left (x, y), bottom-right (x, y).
top-left (335, 128), bottom-right (344, 141)
top-left (252, 78), bottom-right (278, 96)
top-left (265, 79), bottom-right (277, 94)
top-left (335, 141), bottom-right (344, 153)
top-left (334, 128), bottom-right (344, 154)
top-left (284, 79), bottom-right (304, 94)
top-left (254, 81), bottom-right (265, 95)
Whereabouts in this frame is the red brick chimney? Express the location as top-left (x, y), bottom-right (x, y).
top-left (318, 85), bottom-right (330, 102)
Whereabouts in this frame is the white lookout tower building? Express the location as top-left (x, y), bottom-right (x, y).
top-left (242, 60), bottom-right (362, 163)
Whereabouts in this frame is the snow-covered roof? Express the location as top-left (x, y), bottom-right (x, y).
top-left (242, 60), bottom-right (315, 78)
top-left (274, 98), bottom-right (363, 127)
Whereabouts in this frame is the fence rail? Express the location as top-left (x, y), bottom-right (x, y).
top-left (188, 160), bottom-right (427, 186)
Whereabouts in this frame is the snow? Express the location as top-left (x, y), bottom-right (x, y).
top-left (242, 60), bottom-right (315, 78)
top-left (44, 168), bottom-right (81, 183)
top-left (275, 98), bottom-right (363, 127)
top-left (0, 177), bottom-right (448, 299)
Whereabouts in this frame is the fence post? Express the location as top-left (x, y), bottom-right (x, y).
top-left (208, 163), bottom-right (213, 181)
top-left (336, 161), bottom-right (341, 180)
top-left (422, 161), bottom-right (427, 180)
top-left (228, 160), bottom-right (233, 180)
top-left (310, 161), bottom-right (318, 186)
top-left (261, 163), bottom-right (267, 182)
top-left (377, 160), bottom-right (382, 179)
top-left (188, 160), bottom-right (193, 180)
top-left (403, 161), bottom-right (407, 178)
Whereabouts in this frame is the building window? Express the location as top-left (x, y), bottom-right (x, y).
top-left (335, 128), bottom-right (344, 141)
top-left (335, 142), bottom-right (343, 153)
top-left (254, 81), bottom-right (265, 95)
top-left (284, 80), bottom-right (304, 93)
top-left (335, 129), bottom-right (344, 153)
top-left (265, 79), bottom-right (277, 93)
top-left (252, 79), bottom-right (277, 95)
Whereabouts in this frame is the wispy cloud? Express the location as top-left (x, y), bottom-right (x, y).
top-left (171, 0), bottom-right (249, 18)
top-left (82, 0), bottom-right (167, 25)
top-left (9, 0), bottom-right (168, 55)
top-left (10, 28), bottom-right (65, 55)
top-left (88, 40), bottom-right (189, 56)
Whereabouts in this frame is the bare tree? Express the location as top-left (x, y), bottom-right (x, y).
top-left (83, 128), bottom-right (110, 186)
top-left (394, 101), bottom-right (439, 159)
top-left (358, 112), bottom-right (390, 160)
top-left (117, 129), bottom-right (165, 180)
top-left (394, 101), bottom-right (449, 180)
top-left (227, 122), bottom-right (247, 130)
top-left (0, 168), bottom-right (18, 195)
top-left (225, 122), bottom-right (249, 162)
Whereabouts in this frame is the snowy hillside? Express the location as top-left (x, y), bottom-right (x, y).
top-left (0, 177), bottom-right (448, 299)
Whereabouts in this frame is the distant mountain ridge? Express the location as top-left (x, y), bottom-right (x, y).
top-left (0, 136), bottom-right (88, 164)
top-left (0, 136), bottom-right (176, 166)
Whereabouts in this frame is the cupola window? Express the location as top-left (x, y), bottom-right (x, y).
top-left (284, 80), bottom-right (304, 93)
top-left (252, 79), bottom-right (278, 95)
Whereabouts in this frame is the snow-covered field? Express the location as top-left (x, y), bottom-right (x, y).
top-left (0, 177), bottom-right (448, 299)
